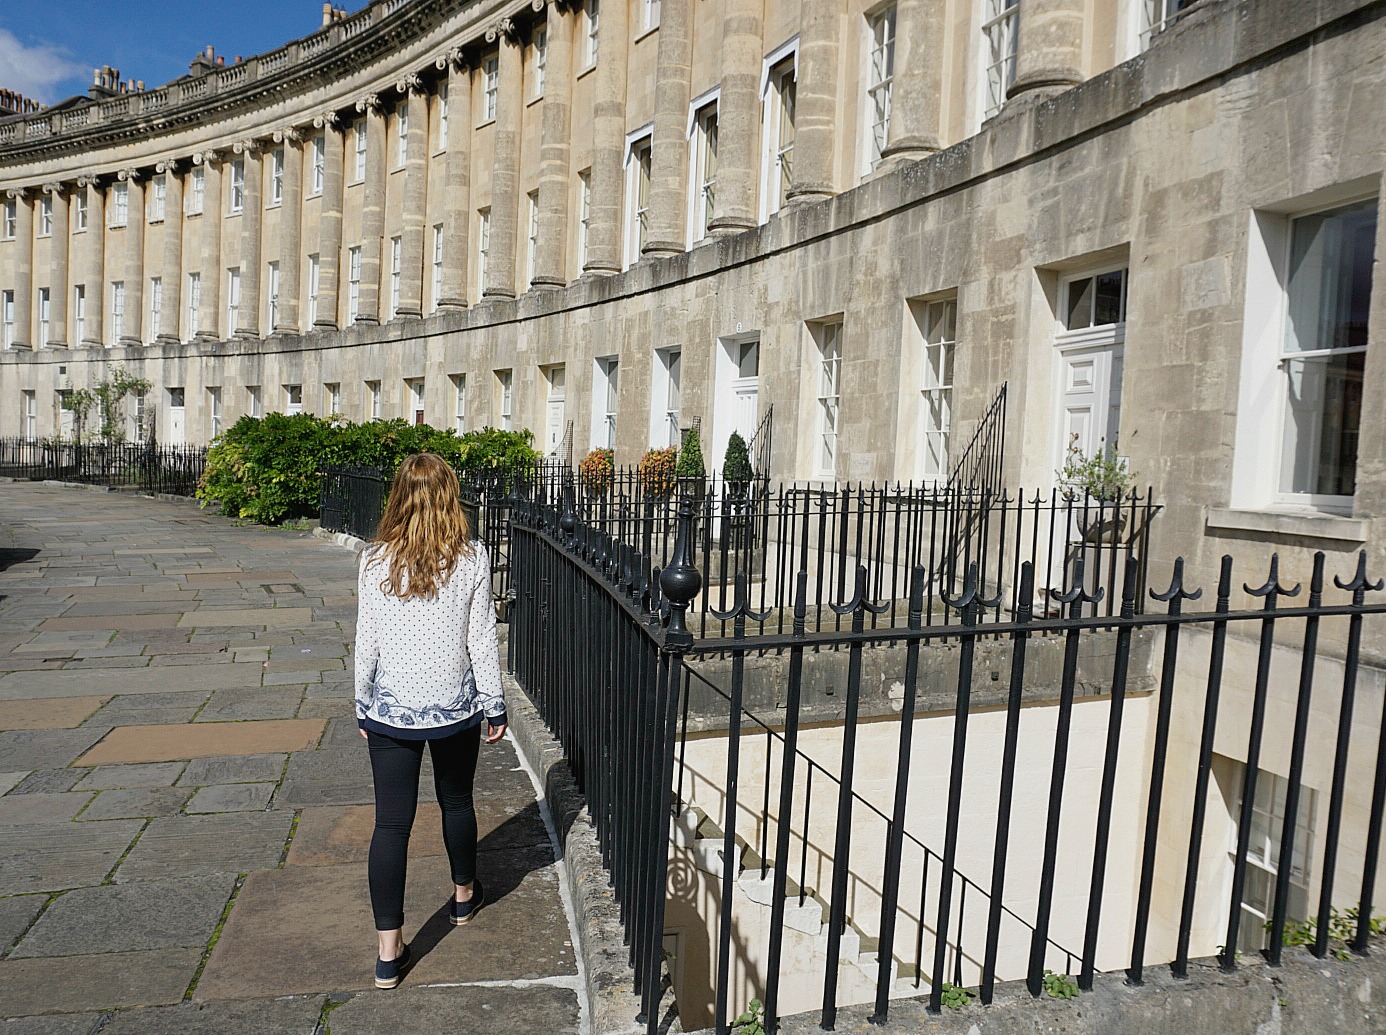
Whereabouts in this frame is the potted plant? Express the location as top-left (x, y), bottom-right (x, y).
top-left (722, 431), bottom-right (753, 497)
top-left (579, 447), bottom-right (615, 497)
top-left (675, 426), bottom-right (707, 502)
top-left (1056, 435), bottom-right (1135, 544)
top-left (637, 446), bottom-right (677, 500)
top-left (720, 431), bottom-right (756, 561)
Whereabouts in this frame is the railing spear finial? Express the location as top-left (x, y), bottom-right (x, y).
top-left (660, 498), bottom-right (702, 652)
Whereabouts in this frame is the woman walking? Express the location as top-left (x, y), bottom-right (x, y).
top-left (353, 453), bottom-right (507, 989)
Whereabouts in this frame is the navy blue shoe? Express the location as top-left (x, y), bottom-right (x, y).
top-left (451, 879), bottom-right (484, 926)
top-left (374, 943), bottom-right (411, 989)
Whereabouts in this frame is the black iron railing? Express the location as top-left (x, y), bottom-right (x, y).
top-left (0, 437), bottom-right (207, 496)
top-left (508, 498), bottom-right (1386, 1035)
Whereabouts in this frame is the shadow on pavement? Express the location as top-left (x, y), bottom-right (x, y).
top-left (0, 547), bottom-right (40, 571)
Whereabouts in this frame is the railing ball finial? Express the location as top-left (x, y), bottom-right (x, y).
top-left (660, 498), bottom-right (702, 652)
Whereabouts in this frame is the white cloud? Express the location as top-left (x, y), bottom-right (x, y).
top-left (0, 29), bottom-right (85, 105)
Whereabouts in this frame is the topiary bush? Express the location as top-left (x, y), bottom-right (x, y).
top-left (675, 426), bottom-right (705, 479)
top-left (723, 431), bottom-right (753, 484)
top-left (196, 414), bottom-right (539, 524)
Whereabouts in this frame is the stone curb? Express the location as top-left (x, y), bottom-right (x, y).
top-left (311, 521), bottom-right (646, 1034)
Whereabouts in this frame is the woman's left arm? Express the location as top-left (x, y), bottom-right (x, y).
top-left (468, 544), bottom-right (507, 741)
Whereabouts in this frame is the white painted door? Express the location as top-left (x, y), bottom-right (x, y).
top-left (545, 366), bottom-right (566, 454)
top-left (714, 336), bottom-right (760, 474)
top-left (1053, 342), bottom-right (1123, 474)
top-left (167, 387), bottom-right (186, 446)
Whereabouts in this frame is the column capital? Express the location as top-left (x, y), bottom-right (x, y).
top-left (154, 157), bottom-right (184, 175)
top-left (355, 93), bottom-right (383, 114)
top-left (436, 46), bottom-right (469, 73)
top-left (273, 126), bottom-right (304, 145)
top-left (231, 138), bottom-right (265, 157)
top-left (313, 110), bottom-right (341, 130)
top-left (116, 167), bottom-right (142, 183)
top-left (395, 71), bottom-right (426, 95)
top-left (486, 17), bottom-right (520, 43)
top-left (75, 174), bottom-right (103, 189)
top-left (192, 148), bottom-right (223, 167)
top-left (41, 181), bottom-right (68, 197)
top-left (4, 186), bottom-right (29, 201)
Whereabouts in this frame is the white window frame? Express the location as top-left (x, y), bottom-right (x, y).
top-left (37, 287), bottom-right (50, 345)
top-left (311, 135), bottom-right (325, 194)
top-left (687, 92), bottom-right (720, 246)
top-left (267, 261), bottom-right (280, 330)
top-left (22, 389), bottom-right (37, 436)
top-left (74, 192), bottom-right (88, 232)
top-left (864, 6), bottom-right (896, 173)
top-left (624, 129), bottom-right (653, 268)
top-left (367, 380), bottom-right (383, 421)
top-left (483, 55), bottom-right (500, 122)
top-left (208, 386), bottom-right (223, 437)
top-left (396, 102), bottom-right (409, 168)
top-left (577, 170), bottom-right (592, 270)
top-left (229, 159), bottom-right (245, 214)
top-left (285, 383), bottom-right (303, 416)
top-left (643, 0), bottom-right (661, 33)
top-left (451, 373), bottom-right (467, 433)
top-left (354, 120), bottom-right (368, 182)
top-left (477, 208), bottom-right (492, 293)
top-left (760, 40), bottom-right (798, 221)
top-left (406, 377), bottom-right (426, 425)
top-left (147, 277), bottom-right (162, 343)
top-left (593, 356), bottom-right (619, 450)
top-left (583, 0), bottom-right (601, 69)
top-left (325, 382), bottom-right (342, 416)
top-left (110, 182), bottom-right (129, 227)
top-left (270, 150), bottom-right (285, 205)
top-left (348, 246), bottom-right (362, 323)
top-left (110, 280), bottom-right (125, 343)
top-left (982, 0), bottom-right (1020, 121)
top-left (431, 226), bottom-right (444, 312)
top-left (226, 267), bottom-right (242, 335)
top-left (39, 196), bottom-right (53, 236)
top-left (1138, 0), bottom-right (1197, 51)
top-left (186, 273), bottom-right (201, 339)
top-left (389, 236), bottom-right (402, 320)
top-left (439, 83), bottom-right (450, 144)
top-left (188, 167), bottom-right (205, 215)
top-left (533, 27), bottom-right (548, 99)
top-left (73, 284), bottom-right (86, 343)
top-left (150, 174), bottom-right (167, 222)
top-left (2, 198), bottom-right (15, 238)
top-left (248, 384), bottom-right (263, 418)
top-left (308, 254), bottom-right (321, 326)
top-left (650, 345), bottom-right (682, 448)
top-left (497, 369), bottom-right (513, 431)
top-left (2, 291), bottom-right (13, 348)
top-left (1232, 193), bottom-right (1377, 514)
top-left (816, 322), bottom-right (843, 478)
top-left (919, 297), bottom-right (957, 483)
top-left (526, 193), bottom-right (540, 289)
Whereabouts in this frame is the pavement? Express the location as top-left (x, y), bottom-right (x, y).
top-left (0, 482), bottom-right (584, 1035)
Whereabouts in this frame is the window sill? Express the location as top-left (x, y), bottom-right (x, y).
top-left (1205, 506), bottom-right (1370, 544)
top-left (634, 24), bottom-right (659, 43)
top-left (526, 94), bottom-right (542, 109)
top-left (576, 64), bottom-right (596, 80)
top-left (476, 118), bottom-right (496, 129)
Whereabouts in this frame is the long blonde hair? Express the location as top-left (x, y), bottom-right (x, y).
top-left (368, 453), bottom-right (475, 600)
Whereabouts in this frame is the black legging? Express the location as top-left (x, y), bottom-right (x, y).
top-left (366, 723), bottom-right (481, 931)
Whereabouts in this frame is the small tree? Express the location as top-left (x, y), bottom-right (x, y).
top-left (65, 366), bottom-right (152, 443)
top-left (675, 426), bottom-right (705, 480)
top-left (723, 431), bottom-right (753, 486)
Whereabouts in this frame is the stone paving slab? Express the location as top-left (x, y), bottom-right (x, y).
top-left (0, 1013), bottom-right (103, 1034)
top-left (97, 996), bottom-right (328, 1035)
top-left (79, 787), bottom-right (193, 821)
top-left (0, 893), bottom-right (46, 953)
top-left (177, 753), bottom-right (287, 787)
top-left (0, 819), bottom-right (143, 895)
top-left (177, 608), bottom-right (315, 628)
top-left (10, 874), bottom-right (235, 958)
top-left (324, 983), bottom-right (581, 1035)
top-left (0, 771), bottom-right (26, 795)
top-left (82, 692), bottom-right (212, 728)
top-left (197, 848), bottom-right (575, 1000)
top-left (114, 811), bottom-right (296, 882)
top-left (0, 697), bottom-right (109, 730)
top-left (185, 782), bottom-right (275, 813)
top-left (76, 719), bottom-right (325, 766)
top-left (8, 769), bottom-right (85, 795)
top-left (0, 665), bottom-right (256, 702)
top-left (0, 729), bottom-right (110, 771)
top-left (0, 948), bottom-right (203, 1015)
top-left (40, 614), bottom-right (182, 633)
top-left (0, 792), bottom-right (93, 825)
top-left (194, 687), bottom-right (303, 722)
top-left (73, 761), bottom-right (187, 790)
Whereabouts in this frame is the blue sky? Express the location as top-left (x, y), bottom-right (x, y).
top-left (0, 2), bottom-right (359, 105)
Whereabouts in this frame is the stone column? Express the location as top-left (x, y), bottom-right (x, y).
top-left (787, 0), bottom-right (842, 204)
top-left (643, 0), bottom-right (692, 257)
top-left (354, 94), bottom-right (386, 325)
top-left (195, 151), bottom-right (224, 341)
top-left (118, 169), bottom-right (145, 347)
top-left (708, 3), bottom-right (761, 235)
top-left (1008, 0), bottom-right (1084, 102)
top-left (274, 128), bottom-right (304, 333)
top-left (533, 4), bottom-right (574, 287)
top-left (77, 176), bottom-right (104, 347)
top-left (155, 159), bottom-right (184, 344)
top-left (584, 0), bottom-right (628, 275)
top-left (44, 182), bottom-right (69, 347)
top-left (484, 20), bottom-right (523, 299)
top-left (6, 188), bottom-right (32, 349)
top-left (314, 112), bottom-right (344, 328)
top-left (395, 74), bottom-right (429, 318)
top-left (881, 0), bottom-right (944, 162)
top-left (234, 141), bottom-right (263, 338)
top-left (435, 51), bottom-right (471, 308)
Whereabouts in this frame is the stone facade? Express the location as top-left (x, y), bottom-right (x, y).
top-left (0, 0), bottom-right (1382, 596)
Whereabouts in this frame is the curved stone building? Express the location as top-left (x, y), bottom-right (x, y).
top-left (0, 0), bottom-right (1383, 588)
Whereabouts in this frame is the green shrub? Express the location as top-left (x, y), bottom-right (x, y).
top-left (723, 431), bottom-right (753, 483)
top-left (196, 414), bottom-right (539, 524)
top-left (675, 426), bottom-right (705, 479)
